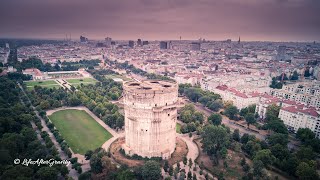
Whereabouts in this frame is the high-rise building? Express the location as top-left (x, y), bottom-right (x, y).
top-left (111, 41), bottom-right (116, 45)
top-left (137, 39), bottom-right (142, 46)
top-left (191, 42), bottom-right (201, 51)
top-left (142, 41), bottom-right (149, 45)
top-left (122, 80), bottom-right (178, 159)
top-left (160, 41), bottom-right (168, 49)
top-left (128, 40), bottom-right (134, 48)
top-left (105, 37), bottom-right (112, 47)
top-left (5, 43), bottom-right (9, 49)
top-left (277, 45), bottom-right (287, 61)
top-left (80, 36), bottom-right (88, 42)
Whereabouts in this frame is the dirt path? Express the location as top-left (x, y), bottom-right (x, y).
top-left (162, 133), bottom-right (215, 180)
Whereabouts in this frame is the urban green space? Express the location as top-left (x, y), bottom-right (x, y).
top-left (66, 78), bottom-right (98, 85)
top-left (48, 109), bottom-right (112, 154)
top-left (105, 74), bottom-right (131, 81)
top-left (25, 80), bottom-right (61, 90)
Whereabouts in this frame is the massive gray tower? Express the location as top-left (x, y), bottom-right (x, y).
top-left (122, 80), bottom-right (178, 159)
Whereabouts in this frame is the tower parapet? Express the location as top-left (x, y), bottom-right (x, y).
top-left (122, 80), bottom-right (178, 159)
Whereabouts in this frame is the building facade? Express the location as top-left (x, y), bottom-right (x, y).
top-left (122, 80), bottom-right (178, 159)
top-left (278, 105), bottom-right (320, 138)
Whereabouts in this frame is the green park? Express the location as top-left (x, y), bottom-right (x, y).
top-left (48, 109), bottom-right (112, 154)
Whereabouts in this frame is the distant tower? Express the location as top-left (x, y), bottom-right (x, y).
top-left (180, 36), bottom-right (181, 41)
top-left (128, 40), bottom-right (134, 48)
top-left (160, 41), bottom-right (168, 49)
top-left (238, 36), bottom-right (241, 44)
top-left (137, 39), bottom-right (142, 46)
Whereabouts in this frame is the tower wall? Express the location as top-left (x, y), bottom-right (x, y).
top-left (122, 80), bottom-right (178, 158)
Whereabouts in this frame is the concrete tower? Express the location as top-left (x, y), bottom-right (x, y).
top-left (122, 80), bottom-right (178, 159)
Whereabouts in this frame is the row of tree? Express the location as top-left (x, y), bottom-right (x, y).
top-left (0, 76), bottom-right (69, 179)
top-left (106, 59), bottom-right (175, 82)
top-left (179, 84), bottom-right (222, 112)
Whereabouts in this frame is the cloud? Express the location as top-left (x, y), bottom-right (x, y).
top-left (0, 0), bottom-right (319, 41)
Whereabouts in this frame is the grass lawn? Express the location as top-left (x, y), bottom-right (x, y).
top-left (48, 109), bottom-right (113, 154)
top-left (66, 78), bottom-right (97, 84)
top-left (105, 74), bottom-right (131, 81)
top-left (176, 123), bottom-right (181, 133)
top-left (25, 80), bottom-right (61, 90)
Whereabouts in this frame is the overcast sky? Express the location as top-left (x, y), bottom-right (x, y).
top-left (0, 0), bottom-right (319, 41)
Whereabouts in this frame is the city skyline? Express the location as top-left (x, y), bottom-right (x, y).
top-left (1, 0), bottom-right (320, 42)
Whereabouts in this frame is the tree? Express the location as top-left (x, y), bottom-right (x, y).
top-left (265, 104), bottom-right (280, 121)
top-left (69, 96), bottom-right (81, 106)
top-left (179, 172), bottom-right (186, 180)
top-left (1, 165), bottom-right (34, 180)
top-left (90, 151), bottom-right (103, 173)
top-left (141, 161), bottom-right (162, 180)
top-left (164, 160), bottom-right (169, 172)
top-left (245, 113), bottom-right (255, 129)
top-left (60, 165), bottom-right (69, 177)
top-left (253, 149), bottom-right (276, 167)
top-left (180, 110), bottom-right (193, 123)
top-left (296, 162), bottom-right (319, 180)
top-left (187, 171), bottom-right (192, 180)
top-left (243, 140), bottom-right (261, 157)
top-left (296, 146), bottom-right (315, 161)
top-left (202, 125), bottom-right (230, 162)
top-left (183, 156), bottom-right (188, 166)
top-left (208, 100), bottom-right (223, 112)
top-left (267, 133), bottom-right (288, 146)
top-left (70, 86), bottom-right (76, 92)
top-left (208, 114), bottom-right (222, 125)
top-left (232, 129), bottom-right (240, 142)
top-left (253, 160), bottom-right (264, 178)
top-left (296, 128), bottom-right (315, 142)
top-left (194, 112), bottom-right (204, 124)
top-left (36, 167), bottom-right (58, 180)
top-left (193, 173), bottom-right (197, 180)
top-left (168, 166), bottom-right (173, 176)
top-left (85, 150), bottom-right (93, 160)
top-left (264, 118), bottom-right (288, 134)
top-left (224, 105), bottom-right (238, 120)
top-left (188, 158), bottom-right (193, 169)
top-left (270, 144), bottom-right (289, 160)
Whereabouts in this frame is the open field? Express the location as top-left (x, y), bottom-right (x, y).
top-left (105, 74), bottom-right (131, 81)
top-left (48, 109), bottom-right (112, 154)
top-left (25, 80), bottom-right (61, 90)
top-left (66, 78), bottom-right (98, 85)
top-left (176, 123), bottom-right (181, 133)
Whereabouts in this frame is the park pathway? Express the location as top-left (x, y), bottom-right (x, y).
top-left (161, 132), bottom-right (215, 180)
top-left (18, 83), bottom-right (79, 179)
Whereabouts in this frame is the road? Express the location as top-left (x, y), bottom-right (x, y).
top-left (180, 98), bottom-right (266, 140)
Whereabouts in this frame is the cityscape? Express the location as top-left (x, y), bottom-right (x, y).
top-left (0, 0), bottom-right (320, 180)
